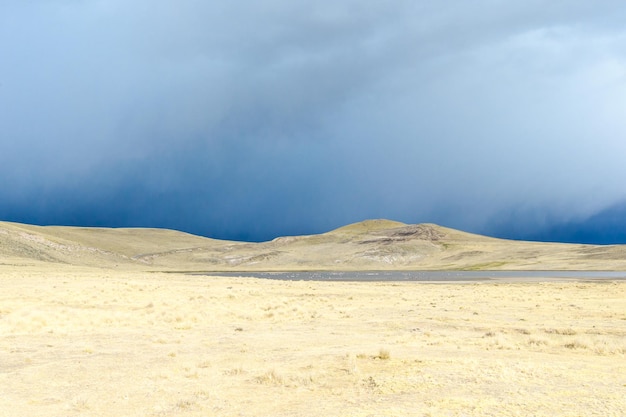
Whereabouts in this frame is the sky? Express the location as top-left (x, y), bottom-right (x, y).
top-left (1, 1), bottom-right (626, 243)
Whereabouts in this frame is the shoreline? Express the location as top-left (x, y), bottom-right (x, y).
top-left (193, 269), bottom-right (626, 282)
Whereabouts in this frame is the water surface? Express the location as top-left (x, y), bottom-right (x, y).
top-left (201, 270), bottom-right (626, 282)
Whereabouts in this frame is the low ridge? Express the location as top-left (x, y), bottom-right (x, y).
top-left (1, 219), bottom-right (626, 271)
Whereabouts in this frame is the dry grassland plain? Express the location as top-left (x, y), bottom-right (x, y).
top-left (1, 265), bottom-right (624, 417)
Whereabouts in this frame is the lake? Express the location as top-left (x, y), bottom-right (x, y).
top-left (199, 270), bottom-right (626, 282)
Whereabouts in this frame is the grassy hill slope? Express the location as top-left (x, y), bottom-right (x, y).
top-left (2, 220), bottom-right (626, 271)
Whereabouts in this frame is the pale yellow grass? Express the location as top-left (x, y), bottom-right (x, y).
top-left (0, 266), bottom-right (624, 416)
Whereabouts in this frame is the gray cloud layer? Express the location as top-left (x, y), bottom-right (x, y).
top-left (1, 1), bottom-right (625, 241)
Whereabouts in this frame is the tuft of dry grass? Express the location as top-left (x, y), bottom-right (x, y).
top-left (255, 370), bottom-right (284, 385)
top-left (223, 367), bottom-right (245, 376)
top-left (564, 341), bottom-right (588, 350)
top-left (376, 348), bottom-right (391, 360)
top-left (544, 328), bottom-right (577, 335)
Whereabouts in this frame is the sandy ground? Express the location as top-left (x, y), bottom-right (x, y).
top-left (1, 266), bottom-right (625, 416)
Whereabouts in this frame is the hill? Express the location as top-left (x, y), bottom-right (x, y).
top-left (1, 219), bottom-right (626, 271)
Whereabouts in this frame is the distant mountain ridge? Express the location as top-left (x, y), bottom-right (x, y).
top-left (1, 219), bottom-right (626, 271)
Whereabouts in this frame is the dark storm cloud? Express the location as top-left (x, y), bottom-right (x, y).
top-left (1, 1), bottom-right (625, 241)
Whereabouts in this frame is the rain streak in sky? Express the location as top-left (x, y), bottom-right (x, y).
top-left (1, 1), bottom-right (626, 242)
